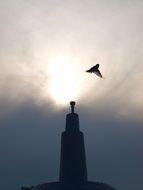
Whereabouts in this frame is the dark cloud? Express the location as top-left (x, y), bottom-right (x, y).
top-left (0, 102), bottom-right (143, 190)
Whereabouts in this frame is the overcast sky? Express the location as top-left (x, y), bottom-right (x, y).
top-left (0, 1), bottom-right (143, 190)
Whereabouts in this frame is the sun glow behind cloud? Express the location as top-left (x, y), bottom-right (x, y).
top-left (0, 0), bottom-right (143, 121)
top-left (47, 54), bottom-right (84, 106)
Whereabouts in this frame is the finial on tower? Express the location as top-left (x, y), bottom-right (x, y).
top-left (70, 101), bottom-right (76, 113)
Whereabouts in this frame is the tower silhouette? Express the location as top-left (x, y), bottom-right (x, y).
top-left (28, 102), bottom-right (117, 190)
top-left (60, 101), bottom-right (87, 184)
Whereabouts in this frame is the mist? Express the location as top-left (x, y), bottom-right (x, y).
top-left (0, 0), bottom-right (143, 121)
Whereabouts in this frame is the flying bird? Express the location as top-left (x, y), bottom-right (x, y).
top-left (86, 64), bottom-right (103, 78)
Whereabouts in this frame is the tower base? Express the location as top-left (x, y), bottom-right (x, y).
top-left (32, 181), bottom-right (117, 190)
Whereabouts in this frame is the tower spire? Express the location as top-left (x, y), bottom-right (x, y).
top-left (70, 101), bottom-right (75, 113)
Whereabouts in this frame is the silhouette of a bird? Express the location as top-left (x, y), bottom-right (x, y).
top-left (86, 64), bottom-right (103, 78)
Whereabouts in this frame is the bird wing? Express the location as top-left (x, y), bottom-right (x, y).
top-left (94, 70), bottom-right (103, 78)
top-left (86, 64), bottom-right (100, 73)
top-left (92, 64), bottom-right (99, 70)
top-left (88, 64), bottom-right (99, 72)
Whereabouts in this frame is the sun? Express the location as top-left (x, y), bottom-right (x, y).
top-left (47, 54), bottom-right (82, 106)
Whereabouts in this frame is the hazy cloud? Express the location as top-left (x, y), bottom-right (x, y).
top-left (0, 1), bottom-right (143, 190)
top-left (0, 0), bottom-right (143, 121)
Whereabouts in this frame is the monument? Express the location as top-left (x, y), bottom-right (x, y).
top-left (23, 102), bottom-right (116, 190)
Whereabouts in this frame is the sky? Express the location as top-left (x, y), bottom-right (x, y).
top-left (0, 0), bottom-right (143, 190)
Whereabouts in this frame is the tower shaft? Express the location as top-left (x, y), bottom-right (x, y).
top-left (59, 111), bottom-right (87, 184)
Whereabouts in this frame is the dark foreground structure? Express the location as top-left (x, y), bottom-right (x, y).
top-left (31, 102), bottom-right (116, 190)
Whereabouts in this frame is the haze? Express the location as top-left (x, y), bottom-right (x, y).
top-left (0, 1), bottom-right (143, 190)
